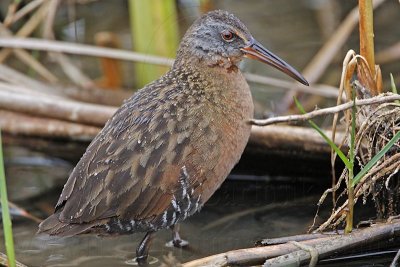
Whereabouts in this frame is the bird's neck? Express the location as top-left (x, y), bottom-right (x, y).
top-left (174, 50), bottom-right (240, 73)
top-left (168, 54), bottom-right (251, 114)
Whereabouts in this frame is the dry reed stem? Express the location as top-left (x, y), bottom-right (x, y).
top-left (0, 1), bottom-right (51, 63)
top-left (0, 37), bottom-right (340, 98)
top-left (359, 0), bottom-right (376, 80)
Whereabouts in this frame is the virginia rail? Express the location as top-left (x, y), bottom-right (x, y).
top-left (38, 10), bottom-right (308, 264)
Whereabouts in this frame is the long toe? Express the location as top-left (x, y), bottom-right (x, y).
top-left (165, 238), bottom-right (189, 248)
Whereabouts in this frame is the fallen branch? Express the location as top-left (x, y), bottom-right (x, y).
top-left (0, 110), bottom-right (100, 140)
top-left (0, 90), bottom-right (116, 127)
top-left (183, 220), bottom-right (400, 267)
top-left (264, 220), bottom-right (400, 266)
top-left (250, 125), bottom-right (345, 153)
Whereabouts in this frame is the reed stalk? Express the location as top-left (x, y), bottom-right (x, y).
top-left (128, 0), bottom-right (179, 87)
top-left (0, 130), bottom-right (16, 267)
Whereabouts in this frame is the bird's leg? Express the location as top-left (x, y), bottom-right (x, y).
top-left (136, 231), bottom-right (155, 265)
top-left (165, 224), bottom-right (189, 248)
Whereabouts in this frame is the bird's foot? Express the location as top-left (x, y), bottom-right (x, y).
top-left (134, 232), bottom-right (156, 266)
top-left (128, 255), bottom-right (158, 266)
top-left (166, 224), bottom-right (189, 248)
top-left (165, 238), bottom-right (189, 248)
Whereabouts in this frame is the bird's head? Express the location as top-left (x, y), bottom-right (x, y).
top-left (176, 10), bottom-right (308, 85)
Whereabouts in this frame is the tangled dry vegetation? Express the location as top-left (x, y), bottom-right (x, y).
top-left (357, 102), bottom-right (400, 217)
top-left (314, 48), bottom-right (400, 232)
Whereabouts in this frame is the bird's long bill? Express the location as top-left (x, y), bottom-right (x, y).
top-left (242, 39), bottom-right (309, 86)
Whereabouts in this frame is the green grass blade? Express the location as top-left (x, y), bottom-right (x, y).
top-left (391, 73), bottom-right (398, 94)
top-left (390, 73), bottom-right (400, 104)
top-left (294, 98), bottom-right (352, 170)
top-left (352, 130), bottom-right (400, 187)
top-left (0, 130), bottom-right (16, 267)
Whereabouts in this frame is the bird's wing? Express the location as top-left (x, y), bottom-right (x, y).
top-left (55, 80), bottom-right (217, 224)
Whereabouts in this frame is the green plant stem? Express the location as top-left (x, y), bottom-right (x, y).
top-left (294, 98), bottom-right (352, 169)
top-left (345, 170), bottom-right (354, 234)
top-left (128, 0), bottom-right (179, 87)
top-left (0, 130), bottom-right (16, 267)
top-left (390, 73), bottom-right (399, 104)
top-left (345, 88), bottom-right (357, 234)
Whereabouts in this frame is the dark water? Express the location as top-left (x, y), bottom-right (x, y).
top-left (2, 142), bottom-right (399, 267)
top-left (2, 143), bottom-right (322, 267)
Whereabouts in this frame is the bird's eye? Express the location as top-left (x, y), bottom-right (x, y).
top-left (221, 30), bottom-right (234, 42)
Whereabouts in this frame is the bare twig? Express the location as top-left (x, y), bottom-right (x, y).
top-left (0, 1), bottom-right (51, 63)
top-left (250, 93), bottom-right (400, 126)
top-left (41, 0), bottom-right (96, 88)
top-left (8, 202), bottom-right (42, 223)
top-left (7, 0), bottom-right (45, 26)
top-left (42, 0), bottom-right (60, 39)
top-left (3, 1), bottom-right (20, 28)
top-left (0, 37), bottom-right (175, 66)
top-left (0, 24), bottom-right (58, 83)
top-left (51, 52), bottom-right (96, 88)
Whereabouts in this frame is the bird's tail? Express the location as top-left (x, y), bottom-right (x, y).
top-left (38, 213), bottom-right (101, 237)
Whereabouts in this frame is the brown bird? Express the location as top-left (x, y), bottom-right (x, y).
top-left (38, 10), bottom-right (308, 264)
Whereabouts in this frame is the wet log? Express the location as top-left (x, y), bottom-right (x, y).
top-left (182, 220), bottom-right (400, 267)
top-left (0, 90), bottom-right (116, 127)
top-left (250, 125), bottom-right (345, 153)
top-left (0, 110), bottom-right (100, 140)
